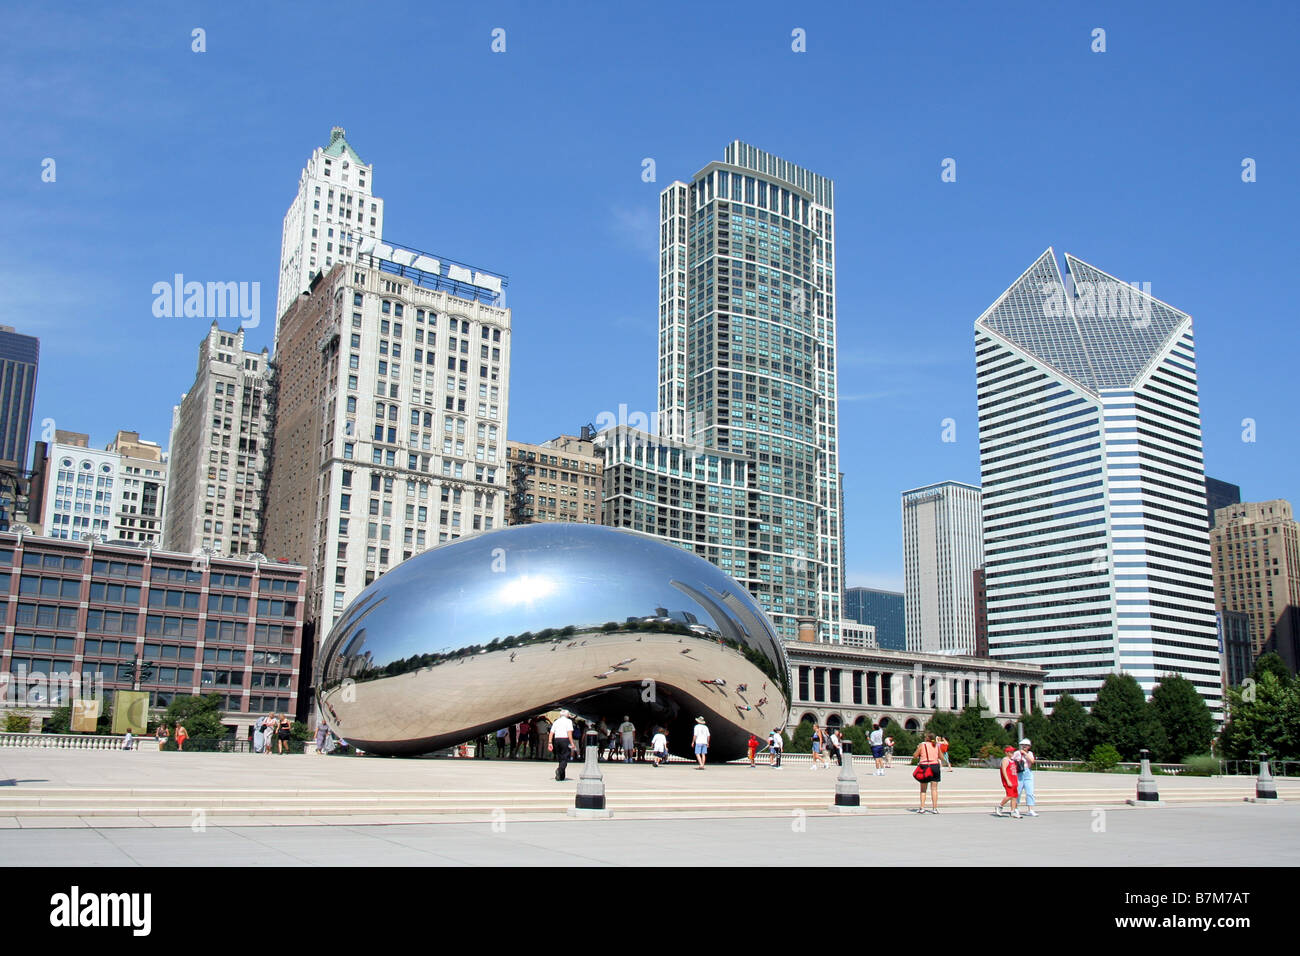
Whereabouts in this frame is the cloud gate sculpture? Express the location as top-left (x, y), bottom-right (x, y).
top-left (315, 524), bottom-right (791, 760)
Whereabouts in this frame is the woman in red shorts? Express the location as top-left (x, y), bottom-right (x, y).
top-left (997, 745), bottom-right (1021, 818)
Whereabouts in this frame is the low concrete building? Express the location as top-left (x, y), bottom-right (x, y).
top-left (782, 640), bottom-right (1043, 735)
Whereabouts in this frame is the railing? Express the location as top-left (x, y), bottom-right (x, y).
top-left (1220, 759), bottom-right (1300, 777)
top-left (0, 732), bottom-right (155, 751)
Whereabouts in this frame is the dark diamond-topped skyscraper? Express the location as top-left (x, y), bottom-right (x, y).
top-left (975, 249), bottom-right (1222, 715)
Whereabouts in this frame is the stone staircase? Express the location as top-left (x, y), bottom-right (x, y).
top-left (0, 782), bottom-right (1267, 824)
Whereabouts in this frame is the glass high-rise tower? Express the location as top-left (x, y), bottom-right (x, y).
top-left (655, 142), bottom-right (842, 641)
top-left (974, 249), bottom-right (1222, 716)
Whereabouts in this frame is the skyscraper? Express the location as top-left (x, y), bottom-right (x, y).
top-left (648, 141), bottom-right (842, 641)
top-left (1210, 499), bottom-right (1300, 663)
top-left (901, 480), bottom-right (984, 654)
top-left (163, 324), bottom-right (272, 556)
top-left (843, 587), bottom-right (904, 650)
top-left (0, 325), bottom-right (39, 472)
top-left (1205, 476), bottom-right (1241, 529)
top-left (975, 249), bottom-right (1222, 714)
top-left (276, 127), bottom-right (386, 334)
top-left (261, 238), bottom-right (510, 627)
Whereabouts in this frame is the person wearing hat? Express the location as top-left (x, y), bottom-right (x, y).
top-left (996, 745), bottom-right (1021, 818)
top-left (548, 709), bottom-right (576, 782)
top-left (691, 716), bottom-right (711, 769)
top-left (1016, 738), bottom-right (1038, 816)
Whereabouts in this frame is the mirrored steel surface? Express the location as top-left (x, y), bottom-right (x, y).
top-left (315, 524), bottom-right (791, 759)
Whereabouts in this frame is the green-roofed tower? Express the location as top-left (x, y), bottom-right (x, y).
top-left (276, 127), bottom-right (386, 340)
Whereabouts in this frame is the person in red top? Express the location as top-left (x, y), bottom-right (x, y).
top-left (747, 734), bottom-right (759, 768)
top-left (912, 732), bottom-right (943, 813)
top-left (996, 745), bottom-right (1021, 818)
top-left (174, 723), bottom-right (189, 752)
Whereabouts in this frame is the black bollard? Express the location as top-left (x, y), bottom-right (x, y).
top-left (1246, 752), bottom-right (1283, 804)
top-left (569, 729), bottom-right (612, 818)
top-left (1127, 748), bottom-right (1164, 807)
top-left (829, 738), bottom-right (866, 814)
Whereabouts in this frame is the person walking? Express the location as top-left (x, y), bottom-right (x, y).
top-left (651, 727), bottom-right (668, 767)
top-left (937, 735), bottom-right (953, 772)
top-left (122, 729), bottom-right (134, 751)
top-left (912, 731), bottom-right (943, 813)
top-left (869, 722), bottom-right (886, 775)
top-left (747, 734), bottom-right (759, 768)
top-left (1017, 738), bottom-right (1038, 816)
top-left (617, 715), bottom-right (636, 764)
top-left (830, 728), bottom-right (844, 767)
top-left (516, 718), bottom-right (531, 759)
top-left (175, 723), bottom-right (189, 752)
top-left (769, 729), bottom-right (783, 768)
top-left (548, 709), bottom-right (576, 781)
top-left (997, 746), bottom-right (1021, 817)
top-left (692, 717), bottom-right (710, 769)
top-left (314, 719), bottom-right (329, 755)
top-left (810, 723), bottom-right (827, 770)
top-left (496, 725), bottom-right (509, 758)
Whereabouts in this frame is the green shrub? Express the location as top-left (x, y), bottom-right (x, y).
top-left (1087, 743), bottom-right (1122, 772)
top-left (4, 712), bottom-right (33, 733)
top-left (1180, 754), bottom-right (1220, 777)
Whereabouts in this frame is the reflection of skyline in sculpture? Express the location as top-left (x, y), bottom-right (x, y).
top-left (315, 524), bottom-right (790, 759)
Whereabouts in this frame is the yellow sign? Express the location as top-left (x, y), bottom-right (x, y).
top-left (111, 691), bottom-right (150, 735)
top-left (71, 698), bottom-right (102, 733)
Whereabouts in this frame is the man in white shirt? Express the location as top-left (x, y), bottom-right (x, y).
top-left (650, 728), bottom-right (668, 767)
top-left (692, 717), bottom-right (711, 769)
top-left (769, 729), bottom-right (783, 768)
top-left (548, 710), bottom-right (576, 782)
top-left (618, 716), bottom-right (636, 764)
top-left (870, 723), bottom-right (885, 775)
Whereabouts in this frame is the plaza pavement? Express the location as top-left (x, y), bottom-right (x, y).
top-left (2, 802), bottom-right (1298, 866)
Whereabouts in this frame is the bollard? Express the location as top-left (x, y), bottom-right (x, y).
top-left (568, 730), bottom-right (612, 819)
top-left (1245, 752), bottom-right (1284, 804)
top-left (829, 739), bottom-right (867, 814)
top-left (1126, 748), bottom-right (1164, 807)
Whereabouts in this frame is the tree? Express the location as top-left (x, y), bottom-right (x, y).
top-left (881, 721), bottom-right (918, 760)
top-left (925, 710), bottom-right (961, 739)
top-left (953, 704), bottom-right (1009, 757)
top-left (163, 694), bottom-right (227, 741)
top-left (1089, 673), bottom-right (1167, 761)
top-left (789, 719), bottom-right (815, 754)
top-left (1252, 652), bottom-right (1292, 686)
top-left (1219, 671), bottom-right (1300, 761)
top-left (841, 723), bottom-right (868, 756)
top-left (1150, 674), bottom-right (1214, 762)
top-left (1046, 694), bottom-right (1090, 759)
top-left (1019, 707), bottom-right (1051, 756)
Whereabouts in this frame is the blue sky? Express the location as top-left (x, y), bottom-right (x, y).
top-left (4, 1), bottom-right (1296, 591)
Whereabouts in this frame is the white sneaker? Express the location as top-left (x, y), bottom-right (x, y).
top-left (1012, 810), bottom-right (1022, 819)
top-left (995, 806), bottom-right (1005, 816)
top-left (1027, 810), bottom-right (1038, 817)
